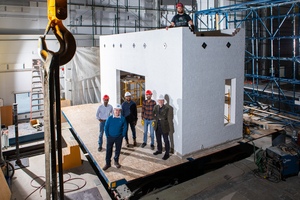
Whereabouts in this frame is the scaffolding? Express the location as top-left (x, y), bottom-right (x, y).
top-left (67, 0), bottom-right (196, 46)
top-left (195, 0), bottom-right (300, 123)
top-left (124, 80), bottom-right (145, 107)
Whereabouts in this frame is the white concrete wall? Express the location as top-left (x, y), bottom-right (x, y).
top-left (100, 27), bottom-right (245, 157)
top-left (182, 28), bottom-right (245, 156)
top-left (0, 35), bottom-right (94, 110)
top-left (100, 28), bottom-right (184, 153)
top-left (0, 71), bottom-right (32, 106)
top-left (0, 35), bottom-right (60, 107)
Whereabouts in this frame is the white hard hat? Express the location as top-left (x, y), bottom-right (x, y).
top-left (157, 94), bottom-right (164, 101)
top-left (125, 92), bottom-right (131, 97)
top-left (114, 104), bottom-right (122, 110)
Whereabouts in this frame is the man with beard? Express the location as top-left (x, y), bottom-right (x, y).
top-left (141, 90), bottom-right (156, 150)
top-left (121, 92), bottom-right (138, 147)
top-left (166, 3), bottom-right (195, 32)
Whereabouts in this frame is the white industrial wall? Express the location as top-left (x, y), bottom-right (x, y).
top-left (182, 28), bottom-right (245, 156)
top-left (0, 35), bottom-right (91, 110)
top-left (100, 28), bottom-right (184, 153)
top-left (0, 1), bottom-right (48, 34)
top-left (0, 36), bottom-right (58, 107)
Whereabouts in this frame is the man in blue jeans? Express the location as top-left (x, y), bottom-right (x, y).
top-left (141, 90), bottom-right (156, 150)
top-left (103, 104), bottom-right (127, 171)
top-left (96, 95), bottom-right (113, 152)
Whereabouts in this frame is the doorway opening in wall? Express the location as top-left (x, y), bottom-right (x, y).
top-left (224, 78), bottom-right (236, 126)
top-left (120, 71), bottom-right (145, 107)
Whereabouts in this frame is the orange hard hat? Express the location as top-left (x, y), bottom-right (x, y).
top-left (145, 90), bottom-right (152, 95)
top-left (103, 95), bottom-right (109, 100)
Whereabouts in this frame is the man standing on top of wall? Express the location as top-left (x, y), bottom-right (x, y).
top-left (166, 3), bottom-right (195, 32)
top-left (121, 92), bottom-right (138, 147)
top-left (141, 90), bottom-right (156, 150)
top-left (96, 95), bottom-right (113, 152)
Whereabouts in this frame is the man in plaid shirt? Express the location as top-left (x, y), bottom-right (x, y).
top-left (141, 90), bottom-right (156, 150)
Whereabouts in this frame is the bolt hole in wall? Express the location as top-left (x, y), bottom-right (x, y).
top-left (120, 71), bottom-right (145, 107)
top-left (224, 78), bottom-right (236, 126)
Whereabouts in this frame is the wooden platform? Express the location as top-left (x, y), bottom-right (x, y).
top-left (62, 103), bottom-right (187, 188)
top-left (62, 103), bottom-right (283, 189)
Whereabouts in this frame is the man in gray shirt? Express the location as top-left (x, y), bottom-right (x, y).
top-left (96, 95), bottom-right (113, 151)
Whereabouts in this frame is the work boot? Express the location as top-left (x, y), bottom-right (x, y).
top-left (114, 161), bottom-right (121, 169)
top-left (162, 154), bottom-right (170, 160)
top-left (102, 164), bottom-right (111, 171)
top-left (126, 139), bottom-right (129, 147)
top-left (150, 144), bottom-right (154, 150)
top-left (133, 138), bottom-right (137, 146)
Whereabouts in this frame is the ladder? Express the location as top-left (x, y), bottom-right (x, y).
top-left (30, 59), bottom-right (44, 120)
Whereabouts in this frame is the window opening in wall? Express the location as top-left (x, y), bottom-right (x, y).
top-left (120, 71), bottom-right (145, 107)
top-left (224, 78), bottom-right (236, 126)
top-left (15, 92), bottom-right (38, 114)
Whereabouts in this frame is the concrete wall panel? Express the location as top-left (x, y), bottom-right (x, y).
top-left (182, 28), bottom-right (245, 155)
top-left (100, 27), bottom-right (245, 157)
top-left (0, 38), bottom-right (59, 106)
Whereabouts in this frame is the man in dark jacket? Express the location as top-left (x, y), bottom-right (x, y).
top-left (121, 92), bottom-right (138, 147)
top-left (152, 95), bottom-right (170, 160)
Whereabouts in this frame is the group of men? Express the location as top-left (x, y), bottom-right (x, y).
top-left (96, 90), bottom-right (170, 171)
top-left (95, 2), bottom-right (192, 171)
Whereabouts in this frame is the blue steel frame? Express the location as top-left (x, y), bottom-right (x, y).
top-left (195, 0), bottom-right (300, 121)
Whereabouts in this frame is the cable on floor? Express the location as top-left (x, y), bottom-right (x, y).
top-left (24, 173), bottom-right (87, 200)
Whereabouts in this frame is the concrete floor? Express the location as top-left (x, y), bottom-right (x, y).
top-left (142, 136), bottom-right (300, 200)
top-left (6, 123), bottom-right (300, 200)
top-left (9, 124), bottom-right (112, 200)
